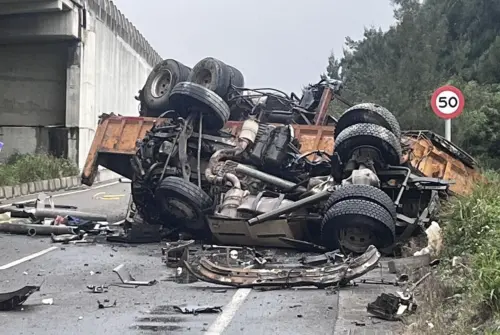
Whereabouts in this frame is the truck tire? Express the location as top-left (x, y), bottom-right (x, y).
top-left (188, 57), bottom-right (231, 97)
top-left (321, 199), bottom-right (396, 254)
top-left (168, 82), bottom-right (230, 131)
top-left (334, 103), bottom-right (401, 139)
top-left (142, 59), bottom-right (192, 111)
top-left (334, 123), bottom-right (402, 166)
top-left (228, 65), bottom-right (245, 88)
top-left (322, 184), bottom-right (397, 220)
top-left (155, 176), bottom-right (213, 237)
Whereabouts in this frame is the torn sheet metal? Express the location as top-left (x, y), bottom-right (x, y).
top-left (161, 239), bottom-right (195, 268)
top-left (0, 286), bottom-right (40, 311)
top-left (113, 264), bottom-right (157, 286)
top-left (51, 233), bottom-right (83, 243)
top-left (183, 245), bottom-right (381, 289)
top-left (173, 304), bottom-right (222, 315)
top-left (279, 237), bottom-right (328, 253)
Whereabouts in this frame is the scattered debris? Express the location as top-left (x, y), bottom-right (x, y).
top-left (87, 285), bottom-right (108, 293)
top-left (113, 264), bottom-right (157, 286)
top-left (299, 250), bottom-right (344, 266)
top-left (367, 272), bottom-right (432, 321)
top-left (161, 239), bottom-right (195, 268)
top-left (0, 220), bottom-right (75, 236)
top-left (51, 233), bottom-right (84, 243)
top-left (211, 289), bottom-right (227, 293)
top-left (0, 286), bottom-right (40, 311)
top-left (97, 300), bottom-right (117, 309)
top-left (413, 221), bottom-right (443, 257)
top-left (172, 304), bottom-right (222, 315)
top-left (387, 254), bottom-right (432, 274)
top-left (41, 298), bottom-right (53, 305)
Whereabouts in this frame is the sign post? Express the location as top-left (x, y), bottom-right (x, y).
top-left (431, 85), bottom-right (465, 142)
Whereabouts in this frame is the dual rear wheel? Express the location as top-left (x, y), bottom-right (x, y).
top-left (322, 103), bottom-right (402, 254)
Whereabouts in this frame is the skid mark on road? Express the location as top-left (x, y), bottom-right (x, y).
top-left (132, 305), bottom-right (213, 333)
top-left (205, 288), bottom-right (252, 335)
top-left (0, 246), bottom-right (58, 270)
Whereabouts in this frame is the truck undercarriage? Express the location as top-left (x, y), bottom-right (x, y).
top-left (81, 57), bottom-right (481, 255)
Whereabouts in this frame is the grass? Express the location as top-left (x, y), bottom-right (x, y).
top-left (0, 153), bottom-right (79, 186)
top-left (405, 171), bottom-right (500, 334)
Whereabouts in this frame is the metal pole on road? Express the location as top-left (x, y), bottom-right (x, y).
top-left (445, 119), bottom-right (451, 141)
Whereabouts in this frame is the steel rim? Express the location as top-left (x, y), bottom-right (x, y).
top-left (338, 226), bottom-right (376, 253)
top-left (164, 197), bottom-right (203, 230)
top-left (151, 70), bottom-right (172, 98)
top-left (195, 69), bottom-right (212, 88)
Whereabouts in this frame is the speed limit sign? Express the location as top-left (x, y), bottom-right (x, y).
top-left (431, 85), bottom-right (465, 119)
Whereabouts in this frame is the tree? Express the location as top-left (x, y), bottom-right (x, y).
top-left (327, 0), bottom-right (500, 166)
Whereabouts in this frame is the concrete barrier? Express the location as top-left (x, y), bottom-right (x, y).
top-left (0, 168), bottom-right (121, 200)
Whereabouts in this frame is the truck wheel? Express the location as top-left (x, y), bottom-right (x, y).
top-left (322, 184), bottom-right (397, 220)
top-left (321, 199), bottom-right (396, 254)
top-left (155, 176), bottom-right (213, 237)
top-left (228, 65), bottom-right (245, 88)
top-left (334, 103), bottom-right (401, 140)
top-left (188, 57), bottom-right (231, 97)
top-left (334, 123), bottom-right (402, 166)
top-left (142, 59), bottom-right (191, 111)
top-left (168, 82), bottom-right (230, 131)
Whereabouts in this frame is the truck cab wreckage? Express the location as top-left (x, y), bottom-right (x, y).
top-left (82, 57), bottom-right (481, 285)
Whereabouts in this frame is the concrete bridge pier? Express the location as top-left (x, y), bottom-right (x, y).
top-left (0, 0), bottom-right (161, 169)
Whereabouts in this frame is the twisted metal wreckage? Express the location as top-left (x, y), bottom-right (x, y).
top-left (81, 57), bottom-right (481, 287)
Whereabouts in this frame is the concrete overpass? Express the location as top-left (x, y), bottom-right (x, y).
top-left (0, 0), bottom-right (161, 168)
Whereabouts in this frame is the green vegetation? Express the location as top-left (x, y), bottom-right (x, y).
top-left (326, 0), bottom-right (500, 167)
top-left (0, 153), bottom-right (79, 186)
top-left (403, 172), bottom-right (500, 334)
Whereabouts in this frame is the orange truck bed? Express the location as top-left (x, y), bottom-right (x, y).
top-left (82, 115), bottom-right (481, 195)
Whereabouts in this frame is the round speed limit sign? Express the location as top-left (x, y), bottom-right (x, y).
top-left (431, 85), bottom-right (465, 119)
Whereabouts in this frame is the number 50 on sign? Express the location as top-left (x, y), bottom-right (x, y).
top-left (431, 85), bottom-right (465, 120)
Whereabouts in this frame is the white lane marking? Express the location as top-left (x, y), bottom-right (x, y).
top-left (205, 288), bottom-right (252, 335)
top-left (0, 181), bottom-right (119, 208)
top-left (0, 246), bottom-right (59, 270)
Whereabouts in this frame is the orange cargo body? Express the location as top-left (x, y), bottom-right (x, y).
top-left (82, 115), bottom-right (481, 195)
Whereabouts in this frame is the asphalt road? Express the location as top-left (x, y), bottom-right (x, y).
top-left (0, 181), bottom-right (402, 335)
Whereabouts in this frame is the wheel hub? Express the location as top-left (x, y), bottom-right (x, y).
top-left (151, 70), bottom-right (172, 98)
top-left (338, 226), bottom-right (376, 253)
top-left (196, 69), bottom-right (212, 87)
top-left (164, 197), bottom-right (196, 220)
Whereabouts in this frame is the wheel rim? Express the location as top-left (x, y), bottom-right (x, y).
top-left (338, 226), bottom-right (377, 254)
top-left (194, 69), bottom-right (212, 88)
top-left (151, 70), bottom-right (172, 98)
top-left (163, 197), bottom-right (203, 230)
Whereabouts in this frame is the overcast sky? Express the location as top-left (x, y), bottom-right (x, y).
top-left (114, 0), bottom-right (395, 94)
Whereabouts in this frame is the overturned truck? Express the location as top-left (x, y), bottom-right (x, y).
top-left (82, 57), bottom-right (481, 254)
